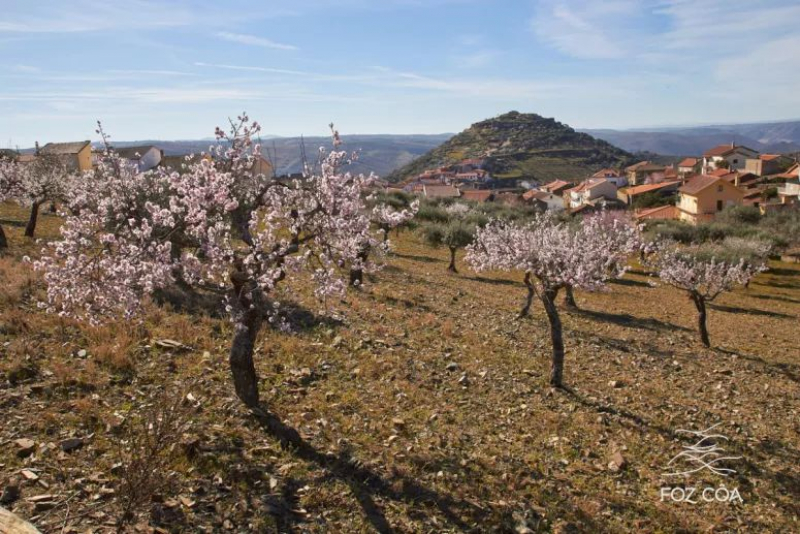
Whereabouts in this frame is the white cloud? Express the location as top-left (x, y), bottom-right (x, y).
top-left (531, 0), bottom-right (643, 60)
top-left (214, 32), bottom-right (298, 51)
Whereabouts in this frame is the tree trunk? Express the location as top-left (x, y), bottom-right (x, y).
top-left (229, 310), bottom-right (263, 408)
top-left (24, 201), bottom-right (42, 238)
top-left (541, 287), bottom-right (565, 387)
top-left (447, 247), bottom-right (458, 273)
top-left (691, 292), bottom-right (710, 347)
top-left (519, 272), bottom-right (535, 318)
top-left (563, 286), bottom-right (577, 309)
top-left (349, 246), bottom-right (370, 287)
top-left (0, 224), bottom-right (7, 250)
top-left (228, 275), bottom-right (266, 408)
top-left (382, 225), bottom-right (390, 244)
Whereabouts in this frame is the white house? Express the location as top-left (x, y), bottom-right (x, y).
top-left (702, 144), bottom-right (759, 173)
top-left (115, 145), bottom-right (164, 172)
top-left (564, 178), bottom-right (618, 209)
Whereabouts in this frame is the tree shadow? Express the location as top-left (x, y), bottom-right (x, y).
top-left (250, 409), bottom-right (489, 533)
top-left (392, 252), bottom-right (442, 264)
top-left (608, 277), bottom-right (652, 288)
top-left (750, 293), bottom-right (800, 305)
top-left (561, 387), bottom-right (680, 441)
top-left (765, 267), bottom-right (800, 277)
top-left (471, 276), bottom-right (519, 287)
top-left (707, 303), bottom-right (795, 319)
top-left (153, 284), bottom-right (226, 318)
top-left (754, 280), bottom-right (800, 290)
top-left (716, 348), bottom-right (800, 385)
top-left (0, 217), bottom-right (26, 227)
top-left (280, 301), bottom-right (343, 332)
top-left (572, 308), bottom-right (690, 333)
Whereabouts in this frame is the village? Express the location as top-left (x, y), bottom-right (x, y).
top-left (392, 144), bottom-right (800, 224)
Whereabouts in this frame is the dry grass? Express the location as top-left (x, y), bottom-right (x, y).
top-left (0, 203), bottom-right (799, 533)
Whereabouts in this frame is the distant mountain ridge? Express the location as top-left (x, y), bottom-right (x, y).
top-left (101, 134), bottom-right (453, 178)
top-left (388, 111), bottom-right (635, 183)
top-left (583, 120), bottom-right (800, 156)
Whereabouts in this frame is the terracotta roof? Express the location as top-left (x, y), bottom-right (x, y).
top-left (708, 168), bottom-right (731, 177)
top-left (542, 179), bottom-right (573, 193)
top-left (664, 167), bottom-right (678, 178)
top-left (591, 168), bottom-right (620, 178)
top-left (622, 180), bottom-right (680, 197)
top-left (703, 144), bottom-right (758, 157)
top-left (40, 141), bottom-right (91, 155)
top-left (566, 178), bottom-right (611, 194)
top-left (679, 175), bottom-right (723, 195)
top-left (678, 157), bottom-right (699, 168)
top-left (423, 184), bottom-right (461, 198)
top-left (759, 154), bottom-right (783, 161)
top-left (635, 205), bottom-right (679, 220)
top-left (625, 161), bottom-right (651, 172)
top-left (461, 190), bottom-right (493, 202)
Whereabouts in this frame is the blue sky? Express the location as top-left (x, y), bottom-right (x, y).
top-left (1, 0), bottom-right (798, 146)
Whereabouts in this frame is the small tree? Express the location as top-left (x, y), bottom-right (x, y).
top-left (20, 154), bottom-right (70, 238)
top-left (422, 220), bottom-right (475, 273)
top-left (466, 213), bottom-right (639, 387)
top-left (33, 115), bottom-right (375, 410)
top-left (349, 199), bottom-right (418, 287)
top-left (652, 245), bottom-right (765, 347)
top-left (0, 160), bottom-right (26, 249)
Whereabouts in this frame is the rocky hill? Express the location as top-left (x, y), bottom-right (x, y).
top-left (388, 111), bottom-right (635, 183)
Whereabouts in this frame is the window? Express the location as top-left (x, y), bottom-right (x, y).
top-left (717, 185), bottom-right (723, 192)
top-left (733, 159), bottom-right (738, 164)
top-left (716, 200), bottom-right (723, 211)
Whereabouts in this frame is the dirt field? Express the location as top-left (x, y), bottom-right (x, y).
top-left (1, 203), bottom-right (799, 533)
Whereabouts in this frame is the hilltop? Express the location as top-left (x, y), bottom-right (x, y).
top-left (388, 111), bottom-right (635, 183)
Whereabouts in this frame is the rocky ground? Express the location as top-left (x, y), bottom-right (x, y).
top-left (1, 203), bottom-right (799, 533)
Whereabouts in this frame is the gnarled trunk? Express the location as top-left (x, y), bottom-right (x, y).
top-left (24, 200), bottom-right (42, 238)
top-left (541, 286), bottom-right (565, 387)
top-left (0, 224), bottom-right (7, 250)
top-left (519, 271), bottom-right (535, 318)
top-left (690, 291), bottom-right (710, 347)
top-left (447, 246), bottom-right (458, 273)
top-left (230, 309), bottom-right (263, 408)
top-left (563, 286), bottom-right (577, 309)
top-left (229, 272), bottom-right (266, 408)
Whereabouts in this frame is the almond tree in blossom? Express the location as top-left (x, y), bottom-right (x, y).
top-left (33, 115), bottom-right (376, 409)
top-left (652, 246), bottom-right (765, 347)
top-left (466, 212), bottom-right (642, 387)
top-left (348, 199), bottom-right (419, 287)
top-left (21, 154), bottom-right (70, 238)
top-left (0, 159), bottom-right (26, 249)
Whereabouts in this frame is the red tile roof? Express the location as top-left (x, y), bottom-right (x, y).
top-left (635, 205), bottom-right (679, 220)
top-left (625, 161), bottom-right (651, 172)
top-left (591, 168), bottom-right (620, 178)
top-left (461, 190), bottom-right (493, 202)
top-left (703, 144), bottom-right (758, 157)
top-left (708, 168), bottom-right (731, 177)
top-left (679, 175), bottom-right (723, 195)
top-left (621, 180), bottom-right (680, 197)
top-left (565, 178), bottom-right (610, 194)
top-left (703, 144), bottom-right (736, 157)
top-left (542, 179), bottom-right (573, 193)
top-left (678, 157), bottom-right (699, 168)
